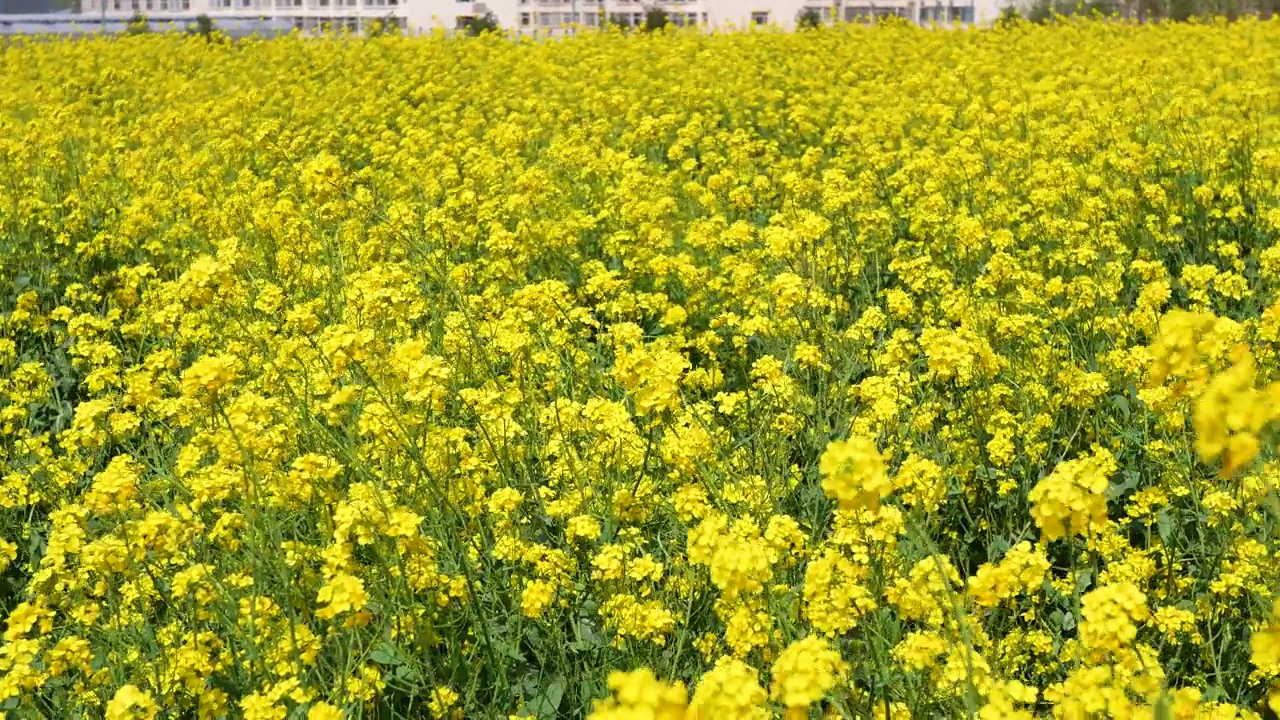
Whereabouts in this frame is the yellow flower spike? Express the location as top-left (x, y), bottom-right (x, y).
top-left (106, 685), bottom-right (159, 720)
top-left (315, 573), bottom-right (369, 622)
top-left (180, 354), bottom-right (240, 402)
top-left (688, 656), bottom-right (767, 719)
top-left (770, 636), bottom-right (847, 713)
top-left (307, 702), bottom-right (343, 720)
top-left (1253, 600), bottom-right (1280, 674)
top-left (1028, 447), bottom-right (1117, 541)
top-left (819, 435), bottom-right (891, 512)
top-left (588, 669), bottom-right (689, 720)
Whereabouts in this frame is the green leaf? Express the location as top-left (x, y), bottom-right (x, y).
top-left (1076, 568), bottom-right (1093, 594)
top-left (369, 641), bottom-right (400, 665)
top-left (494, 637), bottom-right (525, 662)
top-left (393, 663), bottom-right (421, 684)
top-left (1156, 511), bottom-right (1175, 545)
top-left (544, 676), bottom-right (566, 711)
top-left (1106, 470), bottom-right (1140, 501)
top-left (1110, 393), bottom-right (1130, 419)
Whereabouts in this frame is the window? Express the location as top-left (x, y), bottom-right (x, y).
top-left (455, 14), bottom-right (472, 27)
top-left (181, 0), bottom-right (189, 7)
top-left (751, 10), bottom-right (769, 24)
top-left (583, 11), bottom-right (596, 25)
top-left (112, 0), bottom-right (120, 9)
top-left (520, 11), bottom-right (530, 24)
top-left (921, 5), bottom-right (966, 21)
top-left (919, 4), bottom-right (970, 21)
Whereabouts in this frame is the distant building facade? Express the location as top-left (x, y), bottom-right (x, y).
top-left (63, 0), bottom-right (999, 35)
top-left (1, 0), bottom-right (57, 13)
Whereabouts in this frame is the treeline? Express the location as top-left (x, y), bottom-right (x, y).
top-left (1009, 0), bottom-right (1276, 22)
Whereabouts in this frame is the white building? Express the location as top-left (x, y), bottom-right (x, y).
top-left (77, 0), bottom-right (1004, 35)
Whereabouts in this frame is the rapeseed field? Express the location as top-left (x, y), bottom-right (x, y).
top-left (1, 17), bottom-right (1280, 719)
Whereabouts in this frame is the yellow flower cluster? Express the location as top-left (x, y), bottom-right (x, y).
top-left (1028, 447), bottom-right (1118, 540)
top-left (0, 16), bottom-right (1279, 720)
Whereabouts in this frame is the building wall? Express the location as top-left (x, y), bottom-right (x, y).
top-left (707, 0), bottom-right (807, 29)
top-left (1, 0), bottom-right (55, 12)
top-left (77, 0), bottom-right (999, 32)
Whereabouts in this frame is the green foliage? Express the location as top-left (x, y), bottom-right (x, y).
top-left (874, 12), bottom-right (913, 25)
top-left (796, 7), bottom-right (825, 28)
top-left (465, 12), bottom-right (501, 36)
top-left (186, 14), bottom-right (216, 41)
top-left (1016, 0), bottom-right (1273, 21)
top-left (643, 6), bottom-right (669, 31)
top-left (125, 12), bottom-right (150, 35)
top-left (366, 15), bottom-right (401, 37)
top-left (996, 5), bottom-right (1025, 26)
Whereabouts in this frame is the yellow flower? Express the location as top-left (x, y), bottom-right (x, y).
top-left (106, 685), bottom-right (159, 720)
top-left (1079, 583), bottom-right (1150, 655)
top-left (1192, 348), bottom-right (1280, 476)
top-left (180, 354), bottom-right (239, 401)
top-left (315, 573), bottom-right (369, 621)
top-left (689, 656), bottom-right (767, 719)
top-left (307, 702), bottom-right (344, 720)
top-left (819, 436), bottom-right (891, 512)
top-left (1028, 447), bottom-right (1117, 540)
top-left (428, 687), bottom-right (460, 719)
top-left (967, 542), bottom-right (1050, 609)
top-left (1252, 600), bottom-right (1280, 672)
top-left (520, 579), bottom-right (556, 619)
top-left (588, 669), bottom-right (688, 720)
top-left (770, 636), bottom-right (847, 713)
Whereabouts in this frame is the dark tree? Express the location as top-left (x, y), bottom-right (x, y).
top-left (643, 6), bottom-right (669, 31)
top-left (465, 11), bottom-right (500, 35)
top-left (125, 11), bottom-right (150, 34)
top-left (796, 7), bottom-right (824, 28)
top-left (367, 14), bottom-right (400, 36)
top-left (995, 5), bottom-right (1024, 26)
top-left (187, 14), bottom-right (216, 40)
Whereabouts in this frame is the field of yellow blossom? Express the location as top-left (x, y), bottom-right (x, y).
top-left (1, 17), bottom-right (1280, 720)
